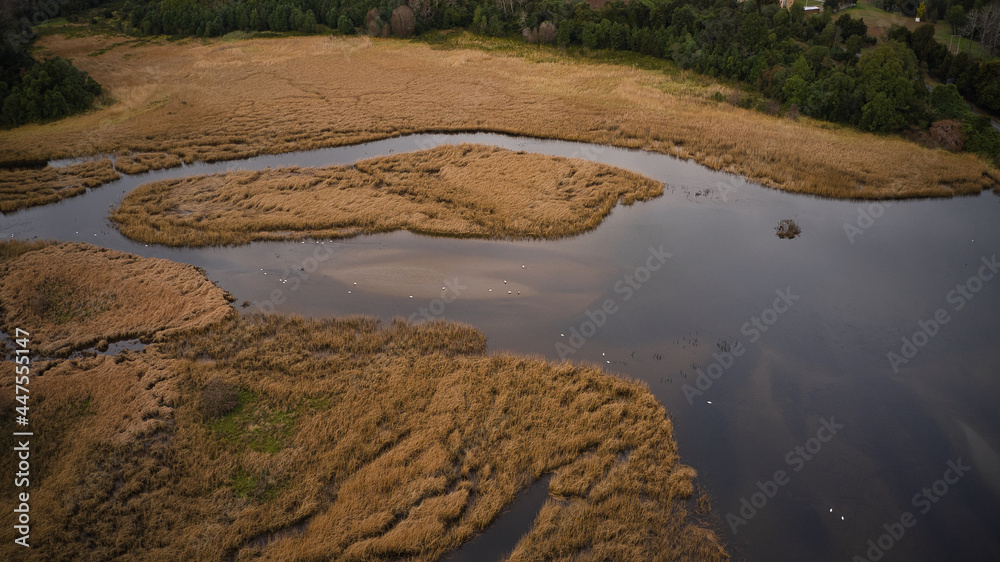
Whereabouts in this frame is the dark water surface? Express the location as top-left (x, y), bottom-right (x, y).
top-left (4, 132), bottom-right (1000, 561)
top-left (443, 475), bottom-right (555, 562)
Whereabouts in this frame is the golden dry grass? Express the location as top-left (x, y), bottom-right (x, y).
top-left (0, 241), bottom-right (234, 355)
top-left (114, 151), bottom-right (183, 174)
top-left (0, 314), bottom-right (726, 561)
top-left (0, 243), bottom-right (726, 560)
top-left (0, 239), bottom-right (56, 262)
top-left (0, 159), bottom-right (119, 212)
top-left (0, 32), bottom-right (994, 207)
top-left (111, 144), bottom-right (664, 246)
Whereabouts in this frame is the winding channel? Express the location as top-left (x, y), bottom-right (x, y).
top-left (4, 132), bottom-right (1000, 561)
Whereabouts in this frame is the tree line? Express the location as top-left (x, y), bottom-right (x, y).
top-left (0, 57), bottom-right (103, 128)
top-left (3, 0), bottom-right (999, 159)
top-left (1, 1), bottom-right (104, 129)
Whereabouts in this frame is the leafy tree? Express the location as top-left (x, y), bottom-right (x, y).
top-left (911, 23), bottom-right (937, 58)
top-left (815, 70), bottom-right (859, 122)
top-left (845, 34), bottom-right (864, 60)
top-left (1, 57), bottom-right (102, 128)
top-left (783, 75), bottom-right (810, 106)
top-left (930, 83), bottom-right (972, 119)
top-left (886, 24), bottom-right (913, 47)
top-left (856, 41), bottom-right (920, 131)
top-left (963, 116), bottom-right (1000, 160)
top-left (791, 2), bottom-right (805, 23)
top-left (976, 60), bottom-right (1000, 112)
top-left (582, 21), bottom-right (597, 49)
top-left (947, 4), bottom-right (966, 32)
top-left (835, 14), bottom-right (867, 39)
top-left (557, 19), bottom-right (572, 47)
top-left (338, 14), bottom-right (352, 34)
top-left (954, 52), bottom-right (979, 96)
top-left (860, 92), bottom-right (903, 131)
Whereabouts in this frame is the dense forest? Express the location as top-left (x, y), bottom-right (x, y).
top-left (2, 0), bottom-right (999, 158)
top-left (1, 0), bottom-right (105, 128)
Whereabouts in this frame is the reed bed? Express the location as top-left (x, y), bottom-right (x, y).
top-left (111, 144), bottom-right (663, 246)
top-left (0, 241), bottom-right (234, 355)
top-left (114, 152), bottom-right (183, 175)
top-left (0, 159), bottom-right (119, 212)
top-left (0, 312), bottom-right (726, 561)
top-left (0, 32), bottom-right (994, 211)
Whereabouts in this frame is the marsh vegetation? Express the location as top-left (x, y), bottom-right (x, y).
top-left (111, 144), bottom-right (663, 246)
top-left (0, 242), bottom-right (727, 560)
top-left (1, 33), bottom-right (994, 214)
top-left (0, 159), bottom-right (118, 213)
top-left (0, 242), bottom-right (234, 355)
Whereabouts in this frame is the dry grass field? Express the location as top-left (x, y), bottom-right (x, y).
top-left (111, 144), bottom-right (663, 246)
top-left (0, 31), bottom-right (994, 212)
top-left (0, 243), bottom-right (727, 561)
top-left (114, 151), bottom-right (183, 174)
top-left (0, 242), bottom-right (234, 355)
top-left (0, 159), bottom-right (119, 212)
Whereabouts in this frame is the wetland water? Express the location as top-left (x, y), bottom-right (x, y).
top-left (4, 132), bottom-right (1000, 560)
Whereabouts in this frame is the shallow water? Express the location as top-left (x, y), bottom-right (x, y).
top-left (443, 475), bottom-right (554, 561)
top-left (3, 132), bottom-right (1000, 561)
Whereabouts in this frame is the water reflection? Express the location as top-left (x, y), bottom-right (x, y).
top-left (3, 133), bottom-right (999, 561)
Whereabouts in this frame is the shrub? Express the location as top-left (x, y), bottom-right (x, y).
top-left (538, 21), bottom-right (557, 44)
top-left (390, 5), bottom-right (415, 38)
top-left (962, 117), bottom-right (1000, 160)
top-left (930, 84), bottom-right (972, 120)
top-left (775, 219), bottom-right (802, 239)
top-left (337, 14), bottom-right (353, 35)
top-left (365, 8), bottom-right (382, 37)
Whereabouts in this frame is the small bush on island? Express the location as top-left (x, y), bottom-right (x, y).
top-left (775, 218), bottom-right (802, 239)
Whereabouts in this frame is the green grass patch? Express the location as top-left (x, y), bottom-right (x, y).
top-left (75, 397), bottom-right (92, 415)
top-left (231, 468), bottom-right (258, 498)
top-left (304, 396), bottom-right (330, 410)
top-left (230, 467), bottom-right (287, 501)
top-left (37, 17), bottom-right (71, 27)
top-left (843, 1), bottom-right (992, 59)
top-left (209, 390), bottom-right (297, 454)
